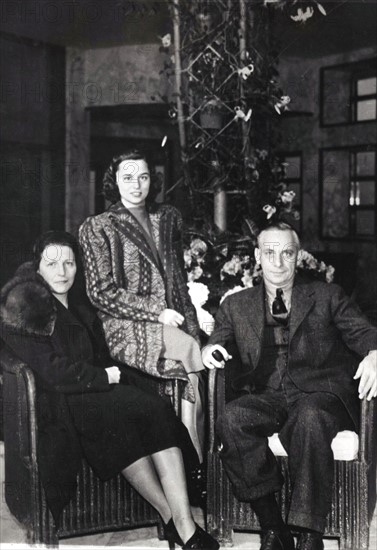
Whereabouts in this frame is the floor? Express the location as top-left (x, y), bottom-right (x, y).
top-left (1, 442), bottom-right (376, 550)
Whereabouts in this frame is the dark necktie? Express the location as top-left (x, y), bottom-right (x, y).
top-left (272, 288), bottom-right (288, 319)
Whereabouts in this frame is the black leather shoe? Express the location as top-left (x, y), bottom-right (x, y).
top-left (182, 524), bottom-right (220, 550)
top-left (260, 529), bottom-right (295, 550)
top-left (297, 532), bottom-right (324, 550)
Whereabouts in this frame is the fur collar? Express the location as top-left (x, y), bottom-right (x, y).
top-left (0, 262), bottom-right (56, 336)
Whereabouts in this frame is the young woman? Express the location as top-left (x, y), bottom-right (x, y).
top-left (0, 231), bottom-right (218, 550)
top-left (79, 150), bottom-right (205, 462)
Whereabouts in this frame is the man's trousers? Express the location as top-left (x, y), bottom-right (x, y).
top-left (216, 388), bottom-right (354, 532)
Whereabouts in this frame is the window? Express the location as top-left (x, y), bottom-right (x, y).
top-left (321, 58), bottom-right (377, 126)
top-left (320, 146), bottom-right (376, 239)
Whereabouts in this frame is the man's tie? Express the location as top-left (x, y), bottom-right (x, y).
top-left (272, 288), bottom-right (288, 321)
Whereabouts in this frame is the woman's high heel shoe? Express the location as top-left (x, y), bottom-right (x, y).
top-left (163, 518), bottom-right (183, 549)
top-left (182, 524), bottom-right (220, 550)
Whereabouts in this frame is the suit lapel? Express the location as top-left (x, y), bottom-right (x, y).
top-left (245, 284), bottom-right (265, 367)
top-left (289, 280), bottom-right (315, 341)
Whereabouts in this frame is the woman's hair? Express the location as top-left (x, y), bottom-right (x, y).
top-left (32, 231), bottom-right (80, 271)
top-left (102, 149), bottom-right (158, 205)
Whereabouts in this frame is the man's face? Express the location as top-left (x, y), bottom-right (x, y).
top-left (254, 228), bottom-right (300, 288)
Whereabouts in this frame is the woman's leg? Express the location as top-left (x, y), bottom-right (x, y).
top-left (121, 455), bottom-right (172, 524)
top-left (161, 326), bottom-right (205, 462)
top-left (151, 446), bottom-right (196, 543)
top-left (122, 447), bottom-right (196, 543)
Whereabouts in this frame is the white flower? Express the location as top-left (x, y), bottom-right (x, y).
top-left (263, 204), bottom-right (277, 219)
top-left (221, 255), bottom-right (243, 278)
top-left (234, 106), bottom-right (252, 121)
top-left (241, 270), bottom-right (254, 288)
top-left (187, 266), bottom-right (203, 281)
top-left (160, 33), bottom-right (171, 48)
top-left (220, 286), bottom-right (246, 305)
top-left (187, 281), bottom-right (210, 307)
top-left (290, 7), bottom-right (314, 23)
top-left (184, 249), bottom-right (192, 268)
top-left (280, 190), bottom-right (296, 204)
top-left (326, 265), bottom-right (335, 283)
top-left (237, 64), bottom-right (254, 80)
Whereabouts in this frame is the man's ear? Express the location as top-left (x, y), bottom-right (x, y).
top-left (254, 247), bottom-right (261, 264)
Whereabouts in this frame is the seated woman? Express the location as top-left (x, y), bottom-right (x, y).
top-left (0, 230), bottom-right (218, 550)
top-left (79, 150), bottom-right (205, 463)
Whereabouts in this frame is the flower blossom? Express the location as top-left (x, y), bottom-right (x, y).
top-left (280, 190), bottom-right (296, 204)
top-left (234, 106), bottom-right (252, 122)
top-left (221, 255), bottom-right (243, 278)
top-left (241, 269), bottom-right (254, 288)
top-left (238, 64), bottom-right (254, 80)
top-left (187, 266), bottom-right (203, 281)
top-left (263, 204), bottom-right (277, 219)
top-left (190, 238), bottom-right (207, 260)
top-left (290, 7), bottom-right (314, 23)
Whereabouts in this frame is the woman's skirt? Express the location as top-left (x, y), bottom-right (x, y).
top-left (67, 384), bottom-right (186, 480)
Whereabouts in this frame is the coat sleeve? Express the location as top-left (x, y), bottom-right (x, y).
top-left (171, 208), bottom-right (201, 341)
top-left (2, 326), bottom-right (111, 394)
top-left (330, 284), bottom-right (377, 356)
top-left (79, 216), bottom-right (163, 322)
top-left (208, 296), bottom-right (236, 347)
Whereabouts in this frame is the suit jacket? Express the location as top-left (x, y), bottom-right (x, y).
top-left (208, 277), bottom-right (377, 427)
top-left (79, 202), bottom-right (200, 386)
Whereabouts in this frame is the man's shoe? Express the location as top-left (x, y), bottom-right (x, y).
top-left (297, 532), bottom-right (324, 550)
top-left (260, 529), bottom-right (295, 550)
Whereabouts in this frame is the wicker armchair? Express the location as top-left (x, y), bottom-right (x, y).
top-left (206, 368), bottom-right (377, 550)
top-left (1, 346), bottom-right (183, 546)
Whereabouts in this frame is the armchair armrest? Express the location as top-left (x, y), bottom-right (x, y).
top-left (359, 397), bottom-right (377, 463)
top-left (208, 369), bottom-right (226, 452)
top-left (0, 347), bottom-right (38, 467)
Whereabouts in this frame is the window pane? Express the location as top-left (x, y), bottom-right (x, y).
top-left (356, 151), bottom-right (376, 176)
top-left (357, 181), bottom-right (375, 206)
top-left (284, 156), bottom-right (301, 179)
top-left (357, 77), bottom-right (377, 96)
top-left (356, 210), bottom-right (375, 235)
top-left (322, 150), bottom-right (349, 237)
top-left (356, 99), bottom-right (377, 121)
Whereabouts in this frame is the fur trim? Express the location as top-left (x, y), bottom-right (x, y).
top-left (0, 262), bottom-right (56, 336)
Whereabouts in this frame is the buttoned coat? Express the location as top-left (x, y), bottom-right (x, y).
top-left (208, 277), bottom-right (377, 427)
top-left (79, 202), bottom-right (200, 390)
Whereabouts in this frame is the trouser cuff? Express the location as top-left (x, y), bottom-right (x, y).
top-left (288, 509), bottom-right (326, 533)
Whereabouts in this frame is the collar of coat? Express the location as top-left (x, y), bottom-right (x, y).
top-left (107, 201), bottom-right (166, 276)
top-left (0, 262), bottom-right (57, 337)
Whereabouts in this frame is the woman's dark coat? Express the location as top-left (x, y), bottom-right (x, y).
top-left (0, 263), bottom-right (115, 522)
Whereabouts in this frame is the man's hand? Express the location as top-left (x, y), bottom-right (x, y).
top-left (158, 308), bottom-right (184, 327)
top-left (354, 350), bottom-right (377, 400)
top-left (105, 366), bottom-right (121, 384)
top-left (202, 344), bottom-right (232, 369)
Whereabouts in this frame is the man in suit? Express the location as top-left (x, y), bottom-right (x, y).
top-left (202, 221), bottom-right (377, 550)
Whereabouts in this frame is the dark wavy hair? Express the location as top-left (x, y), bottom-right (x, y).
top-left (102, 149), bottom-right (158, 206)
top-left (32, 231), bottom-right (81, 271)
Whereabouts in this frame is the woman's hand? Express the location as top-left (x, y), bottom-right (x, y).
top-left (105, 366), bottom-right (121, 384)
top-left (158, 308), bottom-right (184, 327)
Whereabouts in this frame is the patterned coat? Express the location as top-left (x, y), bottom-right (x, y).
top-left (79, 202), bottom-right (200, 390)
